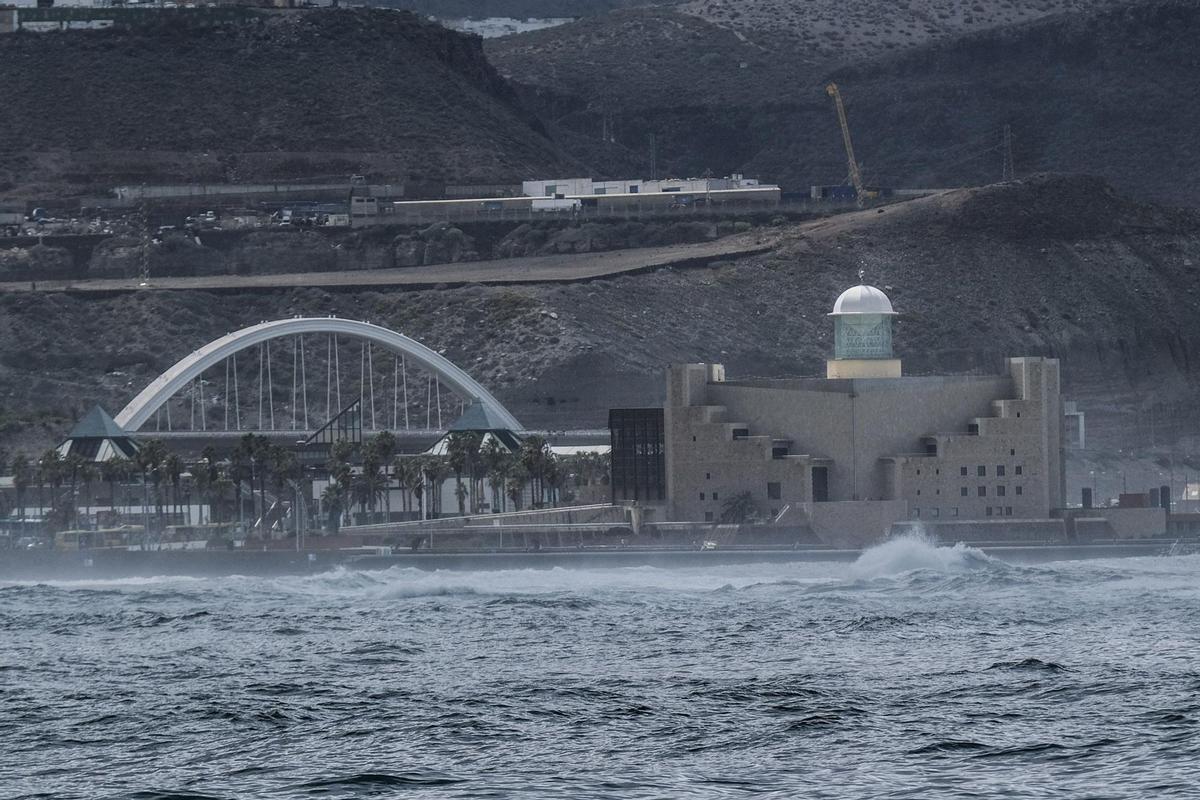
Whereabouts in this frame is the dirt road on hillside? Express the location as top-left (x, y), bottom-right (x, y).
top-left (0, 234), bottom-right (777, 295)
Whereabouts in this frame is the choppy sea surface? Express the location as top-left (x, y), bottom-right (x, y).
top-left (2, 537), bottom-right (1199, 799)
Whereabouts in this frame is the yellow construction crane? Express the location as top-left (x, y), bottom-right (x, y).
top-left (825, 83), bottom-right (866, 208)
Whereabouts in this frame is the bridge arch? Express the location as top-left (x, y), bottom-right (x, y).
top-left (114, 317), bottom-right (521, 432)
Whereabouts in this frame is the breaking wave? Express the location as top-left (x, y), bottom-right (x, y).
top-left (850, 532), bottom-right (1003, 579)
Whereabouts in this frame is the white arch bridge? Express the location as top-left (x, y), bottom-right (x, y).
top-left (115, 318), bottom-right (522, 434)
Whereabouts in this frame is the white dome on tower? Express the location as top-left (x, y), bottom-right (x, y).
top-left (829, 284), bottom-right (897, 316)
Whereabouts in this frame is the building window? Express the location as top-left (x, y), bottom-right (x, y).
top-left (706, 472), bottom-right (711, 480)
top-left (952, 508), bottom-right (959, 517)
top-left (767, 482), bottom-right (781, 500)
top-left (713, 492), bottom-right (718, 501)
top-left (978, 486), bottom-right (986, 497)
top-left (1005, 507), bottom-right (1013, 516)
top-left (986, 507), bottom-right (994, 517)
top-left (1016, 486), bottom-right (1023, 496)
top-left (932, 508), bottom-right (940, 518)
top-left (704, 511), bottom-right (714, 522)
top-left (960, 487), bottom-right (968, 496)
top-left (917, 489), bottom-right (921, 496)
top-left (1010, 449), bottom-right (1016, 456)
top-left (917, 469), bottom-right (921, 476)
top-left (936, 469), bottom-right (940, 476)
top-left (960, 466), bottom-right (968, 476)
top-left (700, 492), bottom-right (706, 501)
top-left (692, 436), bottom-right (697, 442)
top-left (997, 485), bottom-right (1007, 497)
top-left (997, 465), bottom-right (1006, 477)
top-left (1015, 466), bottom-right (1023, 476)
top-left (1016, 412), bottom-right (1021, 418)
top-left (732, 428), bottom-right (749, 440)
top-left (977, 466), bottom-right (986, 477)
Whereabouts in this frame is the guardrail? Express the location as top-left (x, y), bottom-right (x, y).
top-left (343, 503), bottom-right (629, 537)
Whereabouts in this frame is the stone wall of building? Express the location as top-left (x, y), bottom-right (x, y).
top-left (663, 357), bottom-right (1066, 535)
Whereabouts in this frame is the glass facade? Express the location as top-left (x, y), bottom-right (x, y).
top-left (609, 408), bottom-right (666, 502)
top-left (834, 314), bottom-right (894, 360)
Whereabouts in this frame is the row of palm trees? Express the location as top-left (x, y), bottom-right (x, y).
top-left (319, 432), bottom-right (612, 530)
top-left (2, 431), bottom-right (613, 538)
top-left (2, 434), bottom-right (298, 536)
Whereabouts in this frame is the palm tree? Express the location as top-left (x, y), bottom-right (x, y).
top-left (11, 453), bottom-right (31, 527)
top-left (77, 461), bottom-right (98, 529)
top-left (365, 432), bottom-right (397, 520)
top-left (353, 457), bottom-right (388, 523)
top-left (454, 480), bottom-right (469, 515)
top-left (408, 457), bottom-right (428, 520)
top-left (37, 449), bottom-right (64, 532)
top-left (321, 482), bottom-right (346, 534)
top-left (136, 439), bottom-right (168, 532)
top-left (212, 468), bottom-right (235, 527)
top-left (61, 452), bottom-right (87, 529)
top-left (238, 434), bottom-right (271, 535)
top-left (446, 433), bottom-right (473, 515)
top-left (100, 456), bottom-right (128, 517)
top-left (163, 452), bottom-right (184, 527)
top-left (720, 491), bottom-right (756, 524)
top-left (507, 461), bottom-right (529, 512)
top-left (423, 458), bottom-right (450, 517)
top-left (392, 455), bottom-right (417, 515)
top-left (229, 446), bottom-right (248, 533)
top-left (519, 436), bottom-right (552, 507)
top-left (544, 457), bottom-right (563, 508)
top-left (267, 446), bottom-right (298, 536)
top-left (190, 448), bottom-right (219, 525)
top-left (480, 439), bottom-right (512, 513)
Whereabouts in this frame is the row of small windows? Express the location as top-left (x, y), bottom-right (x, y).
top-left (913, 506), bottom-right (1015, 518)
top-left (957, 485), bottom-right (1024, 497)
top-left (956, 465), bottom-right (1023, 477)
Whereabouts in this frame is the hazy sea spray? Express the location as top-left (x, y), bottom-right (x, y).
top-left (2, 549), bottom-right (1199, 798)
top-left (849, 532), bottom-right (1001, 578)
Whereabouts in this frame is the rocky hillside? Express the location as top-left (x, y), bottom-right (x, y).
top-left (1, 175), bottom-right (1197, 467)
top-left (0, 9), bottom-right (580, 200)
top-left (488, 1), bottom-right (1200, 207)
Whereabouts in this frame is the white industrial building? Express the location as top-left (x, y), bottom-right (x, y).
top-left (521, 175), bottom-right (770, 198)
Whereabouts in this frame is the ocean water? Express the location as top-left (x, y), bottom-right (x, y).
top-left (2, 537), bottom-right (1198, 799)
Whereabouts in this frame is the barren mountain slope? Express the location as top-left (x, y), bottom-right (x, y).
top-left (678, 0), bottom-right (1130, 54)
top-left (0, 9), bottom-right (580, 200)
top-left (0, 176), bottom-right (1197, 463)
top-left (489, 1), bottom-right (1200, 207)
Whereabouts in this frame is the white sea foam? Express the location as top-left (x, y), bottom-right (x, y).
top-left (850, 532), bottom-right (998, 579)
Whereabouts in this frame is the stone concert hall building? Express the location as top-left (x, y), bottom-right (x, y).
top-left (656, 281), bottom-right (1068, 543)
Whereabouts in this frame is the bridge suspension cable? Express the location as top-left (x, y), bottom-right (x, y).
top-left (115, 318), bottom-right (521, 433)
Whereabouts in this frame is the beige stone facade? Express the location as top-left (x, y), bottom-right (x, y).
top-left (664, 357), bottom-right (1067, 540)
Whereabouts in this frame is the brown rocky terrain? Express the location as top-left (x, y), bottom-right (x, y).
top-left (0, 175), bottom-right (1197, 491)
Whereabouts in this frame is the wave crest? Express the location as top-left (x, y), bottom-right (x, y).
top-left (850, 532), bottom-right (1002, 579)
